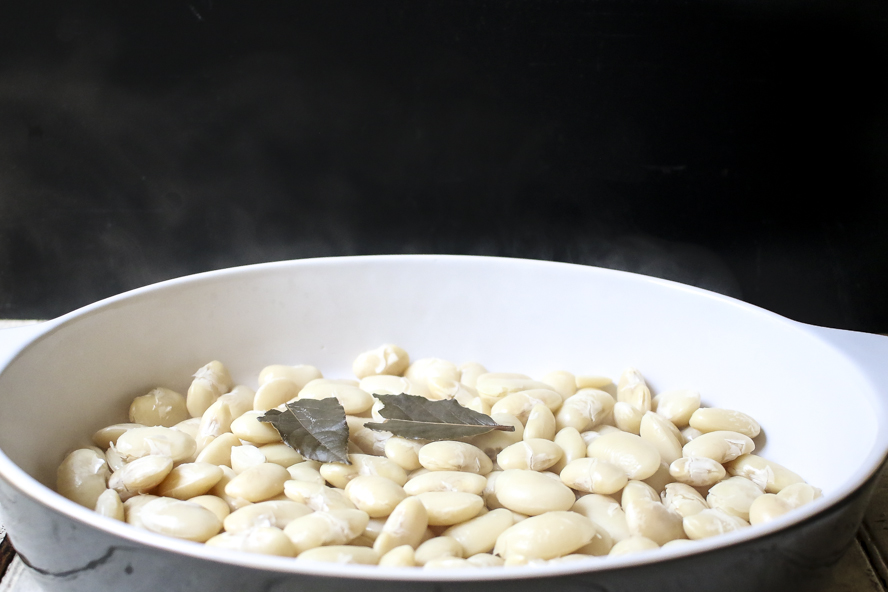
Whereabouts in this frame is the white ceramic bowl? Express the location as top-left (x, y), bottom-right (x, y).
top-left (1, 255), bottom-right (886, 592)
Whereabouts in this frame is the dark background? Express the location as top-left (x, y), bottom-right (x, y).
top-left (0, 1), bottom-right (886, 331)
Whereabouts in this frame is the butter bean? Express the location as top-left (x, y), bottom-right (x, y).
top-left (123, 494), bottom-right (160, 528)
top-left (224, 500), bottom-right (313, 533)
top-left (377, 545), bottom-right (414, 567)
top-left (522, 404), bottom-right (557, 441)
top-left (469, 413), bottom-right (524, 460)
top-left (661, 483), bottom-right (709, 518)
top-left (475, 373), bottom-right (554, 406)
top-left (130, 388), bottom-right (189, 428)
top-left (466, 553), bottom-right (505, 567)
top-left (57, 449), bottom-right (111, 509)
top-left (549, 427), bottom-right (586, 474)
top-left (230, 444), bottom-right (266, 474)
top-left (459, 362), bottom-right (488, 389)
top-left (725, 454), bottom-right (805, 493)
top-left (252, 378), bottom-right (301, 412)
top-left (415, 492), bottom-right (484, 526)
top-left (384, 437), bottom-right (425, 471)
top-left (283, 481), bottom-right (356, 511)
top-left (608, 535), bottom-right (659, 556)
top-left (419, 441), bottom-right (492, 475)
top-left (424, 557), bottom-right (475, 569)
top-left (404, 471), bottom-right (487, 496)
top-left (258, 443), bottom-right (303, 468)
top-left (95, 489), bottom-right (124, 521)
top-left (541, 370), bottom-right (577, 400)
top-left (297, 546), bottom-right (379, 565)
top-left (139, 497), bottom-right (222, 542)
top-left (187, 361), bottom-right (233, 418)
top-left (623, 497), bottom-right (686, 545)
top-left (299, 381), bottom-right (374, 415)
top-left (681, 426), bottom-right (703, 442)
top-left (642, 462), bottom-right (675, 494)
top-left (230, 410), bottom-right (282, 445)
top-left (669, 456), bottom-right (726, 487)
top-left (682, 431), bottom-right (754, 464)
top-left (682, 508), bottom-right (749, 540)
top-left (620, 480), bottom-right (660, 510)
top-left (491, 389), bottom-right (562, 423)
top-left (706, 476), bottom-right (764, 521)
top-left (748, 494), bottom-right (793, 525)
top-left (225, 463), bottom-right (289, 502)
top-left (105, 445), bottom-right (126, 473)
top-left (156, 462), bottom-right (224, 499)
top-left (574, 526), bottom-right (615, 556)
top-left (576, 375), bottom-right (615, 390)
top-left (288, 461), bottom-right (326, 485)
top-left (497, 439), bottom-right (563, 472)
top-left (778, 483), bottom-right (822, 508)
top-left (109, 455), bottom-right (173, 497)
top-left (187, 495), bottom-right (231, 522)
top-left (555, 389), bottom-right (616, 432)
top-left (352, 345), bottom-right (410, 378)
top-left (353, 426), bottom-right (392, 456)
top-left (572, 494), bottom-right (631, 542)
top-left (494, 469), bottom-right (575, 515)
top-left (195, 400), bottom-right (234, 453)
top-left (652, 390), bottom-right (701, 428)
top-left (613, 402), bottom-right (644, 435)
top-left (350, 454), bottom-right (410, 486)
top-left (218, 385), bottom-right (256, 420)
top-left (345, 475), bottom-right (407, 518)
top-left (493, 511), bottom-right (597, 563)
top-left (405, 358), bottom-right (461, 390)
top-left (373, 497), bottom-right (428, 554)
top-left (173, 417), bottom-right (202, 444)
top-left (116, 426), bottom-right (197, 463)
top-left (319, 462), bottom-right (359, 489)
top-left (616, 368), bottom-right (651, 412)
top-left (359, 375), bottom-right (429, 398)
top-left (689, 408), bottom-right (761, 438)
top-left (442, 508), bottom-right (513, 556)
top-left (210, 466), bottom-right (252, 511)
top-left (258, 364), bottom-right (323, 388)
top-left (587, 432), bottom-right (661, 480)
top-left (207, 527), bottom-right (297, 557)
top-left (560, 458), bottom-right (628, 495)
top-left (639, 412), bottom-right (684, 465)
top-left (283, 508), bottom-right (370, 553)
top-left (92, 423), bottom-right (143, 450)
top-left (414, 536), bottom-right (464, 565)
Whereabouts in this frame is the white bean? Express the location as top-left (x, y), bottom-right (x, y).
top-left (458, 362), bottom-right (488, 389)
top-left (230, 411), bottom-right (282, 445)
top-left (252, 378), bottom-right (301, 412)
top-left (682, 508), bottom-right (749, 540)
top-left (156, 462), bottom-right (224, 500)
top-left (560, 458), bottom-right (628, 495)
top-left (299, 381), bottom-right (374, 415)
top-left (682, 431), bottom-right (754, 464)
top-left (283, 508), bottom-right (370, 553)
top-left (297, 545), bottom-right (379, 565)
top-left (352, 345), bottom-right (410, 379)
top-left (225, 463), bottom-right (289, 502)
top-left (344, 475), bottom-right (407, 518)
top-left (115, 426), bottom-right (196, 463)
top-left (587, 432), bottom-right (661, 480)
top-left (57, 449), bottom-right (110, 509)
top-left (475, 373), bottom-right (554, 407)
top-left (491, 389), bottom-right (562, 423)
top-left (469, 413), bottom-right (524, 460)
top-left (493, 511), bottom-right (597, 563)
top-left (186, 361), bottom-right (233, 418)
top-left (652, 390), bottom-right (701, 428)
top-left (109, 455), bottom-right (173, 497)
top-left (523, 404), bottom-right (557, 441)
top-left (207, 527), bottom-right (296, 557)
top-left (139, 497), bottom-right (222, 542)
top-left (555, 389), bottom-right (616, 432)
top-left (379, 544), bottom-right (416, 567)
top-left (187, 495), bottom-right (231, 522)
top-left (223, 500), bottom-right (313, 533)
top-left (706, 476), bottom-right (764, 521)
top-left (414, 536), bottom-right (464, 566)
top-left (92, 423), bottom-right (143, 450)
top-left (748, 494), bottom-right (793, 525)
top-left (777, 483), bottom-right (822, 508)
top-left (94, 489), bottom-right (125, 521)
top-left (373, 497), bottom-right (428, 554)
top-left (608, 535), bottom-right (659, 556)
top-left (283, 481), bottom-right (356, 511)
top-left (129, 388), bottom-right (189, 428)
top-left (494, 469), bottom-right (575, 515)
top-left (418, 441), bottom-right (492, 475)
top-left (661, 483), bottom-right (709, 518)
top-left (258, 364), bottom-right (323, 389)
top-left (230, 444), bottom-right (266, 474)
top-left (540, 370), bottom-right (577, 400)
top-left (616, 368), bottom-right (651, 412)
top-left (669, 456), bottom-right (726, 487)
top-left (572, 494), bottom-right (631, 542)
top-left (384, 437), bottom-right (425, 471)
top-left (623, 497), bottom-right (686, 545)
top-left (725, 454), bottom-right (805, 493)
top-left (497, 439), bottom-right (563, 472)
top-left (404, 471), bottom-right (487, 496)
top-left (442, 508), bottom-right (513, 556)
top-left (415, 492), bottom-right (484, 525)
top-left (639, 412), bottom-right (684, 465)
top-left (689, 408), bottom-right (761, 438)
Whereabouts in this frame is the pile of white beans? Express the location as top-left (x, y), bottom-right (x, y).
top-left (57, 344), bottom-right (821, 567)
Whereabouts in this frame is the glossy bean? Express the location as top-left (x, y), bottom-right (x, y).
top-left (494, 469), bottom-right (575, 515)
top-left (156, 462), bottom-right (224, 500)
top-left (497, 439), bottom-right (563, 472)
top-left (418, 441), bottom-right (492, 475)
top-left (560, 458), bottom-right (628, 495)
top-left (493, 511), bottom-right (597, 563)
top-left (186, 360), bottom-right (233, 418)
top-left (57, 449), bottom-right (111, 509)
top-left (689, 408), bottom-right (761, 438)
top-left (652, 390), bottom-right (701, 428)
top-left (225, 463), bottom-right (289, 502)
top-left (442, 508), bottom-right (513, 556)
top-left (725, 454), bottom-right (805, 493)
top-left (682, 431), bottom-right (754, 464)
top-left (258, 364), bottom-right (323, 389)
top-left (706, 476), bottom-right (764, 521)
top-left (207, 527), bottom-right (297, 557)
top-left (344, 475), bottom-right (407, 518)
top-left (297, 546), bottom-right (379, 565)
top-left (669, 456), bottom-right (726, 487)
top-left (223, 500), bottom-right (313, 533)
top-left (682, 508), bottom-right (749, 540)
top-left (94, 489), bottom-right (125, 521)
top-left (130, 388), bottom-right (189, 428)
top-left (523, 404), bottom-right (557, 441)
top-left (572, 494), bottom-right (631, 542)
top-left (587, 432), bottom-right (661, 480)
top-left (415, 492), bottom-right (484, 526)
top-left (139, 497), bottom-right (222, 542)
top-left (283, 508), bottom-right (370, 553)
top-left (404, 471), bottom-right (487, 496)
top-left (116, 426), bottom-right (197, 463)
top-left (555, 389), bottom-right (616, 433)
top-left (252, 378), bottom-right (301, 412)
top-left (373, 497), bottom-right (428, 555)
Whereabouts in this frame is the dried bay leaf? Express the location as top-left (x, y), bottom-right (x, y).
top-left (258, 398), bottom-right (351, 464)
top-left (364, 393), bottom-right (516, 441)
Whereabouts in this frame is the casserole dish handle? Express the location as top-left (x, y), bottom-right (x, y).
top-left (807, 325), bottom-right (888, 400)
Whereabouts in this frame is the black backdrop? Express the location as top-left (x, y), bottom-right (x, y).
top-left (0, 1), bottom-right (886, 331)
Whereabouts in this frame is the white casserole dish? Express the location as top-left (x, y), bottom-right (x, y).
top-left (0, 254), bottom-right (886, 591)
